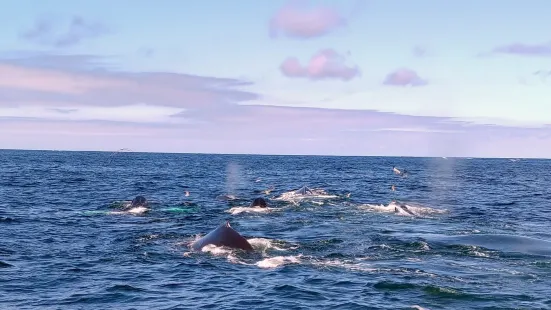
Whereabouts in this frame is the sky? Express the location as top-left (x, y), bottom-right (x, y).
top-left (1, 0), bottom-right (551, 157)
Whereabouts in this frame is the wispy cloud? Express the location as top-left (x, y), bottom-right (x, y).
top-left (0, 104), bottom-right (185, 124)
top-left (492, 42), bottom-right (551, 57)
top-left (269, 1), bottom-right (346, 39)
top-left (0, 53), bottom-right (257, 124)
top-left (383, 68), bottom-right (427, 87)
top-left (280, 49), bottom-right (360, 81)
top-left (20, 16), bottom-right (109, 48)
top-left (138, 47), bottom-right (155, 58)
top-left (412, 45), bottom-right (429, 58)
top-left (534, 69), bottom-right (551, 81)
top-left (0, 55), bottom-right (256, 107)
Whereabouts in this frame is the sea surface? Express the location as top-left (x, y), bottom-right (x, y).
top-left (1, 150), bottom-right (551, 310)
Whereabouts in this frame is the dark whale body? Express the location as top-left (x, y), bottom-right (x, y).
top-left (191, 222), bottom-right (253, 251)
top-left (131, 195), bottom-right (148, 208)
top-left (250, 197), bottom-right (268, 208)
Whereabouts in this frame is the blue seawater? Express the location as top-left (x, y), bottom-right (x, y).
top-left (1, 150), bottom-right (550, 309)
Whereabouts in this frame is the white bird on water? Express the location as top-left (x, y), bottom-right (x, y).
top-left (393, 167), bottom-right (401, 175)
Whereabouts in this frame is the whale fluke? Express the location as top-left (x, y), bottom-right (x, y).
top-left (191, 222), bottom-right (253, 251)
top-left (294, 185), bottom-right (313, 195)
top-left (250, 197), bottom-right (268, 208)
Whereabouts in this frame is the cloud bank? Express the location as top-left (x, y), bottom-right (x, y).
top-left (1, 53), bottom-right (550, 157)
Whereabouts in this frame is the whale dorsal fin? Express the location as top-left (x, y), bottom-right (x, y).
top-left (191, 222), bottom-right (253, 251)
top-left (295, 185), bottom-right (312, 195)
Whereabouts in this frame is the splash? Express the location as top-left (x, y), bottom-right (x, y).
top-left (274, 186), bottom-right (339, 202)
top-left (256, 255), bottom-right (302, 269)
top-left (182, 236), bottom-right (301, 269)
top-left (227, 206), bottom-right (280, 215)
top-left (358, 201), bottom-right (447, 217)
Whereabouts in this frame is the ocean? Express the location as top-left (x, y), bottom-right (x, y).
top-left (1, 150), bottom-right (550, 310)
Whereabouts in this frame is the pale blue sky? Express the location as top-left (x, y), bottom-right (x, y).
top-left (1, 0), bottom-right (551, 156)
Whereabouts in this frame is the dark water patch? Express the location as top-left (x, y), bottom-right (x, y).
top-left (373, 281), bottom-right (417, 290)
top-left (424, 234), bottom-right (551, 258)
top-left (484, 201), bottom-right (517, 207)
top-left (0, 216), bottom-right (14, 222)
top-left (0, 261), bottom-right (13, 268)
top-left (106, 284), bottom-right (147, 293)
top-left (269, 284), bottom-right (327, 301)
top-left (62, 177), bottom-right (87, 183)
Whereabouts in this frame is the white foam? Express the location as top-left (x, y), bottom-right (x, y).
top-left (183, 236), bottom-right (301, 269)
top-left (247, 238), bottom-right (297, 252)
top-left (311, 259), bottom-right (377, 272)
top-left (464, 245), bottom-right (491, 258)
top-left (127, 206), bottom-right (148, 214)
top-left (418, 241), bottom-right (430, 251)
top-left (274, 188), bottom-right (339, 202)
top-left (227, 206), bottom-right (279, 215)
top-left (137, 234), bottom-right (159, 242)
top-left (411, 305), bottom-right (430, 310)
top-left (106, 211), bottom-right (126, 215)
top-left (256, 255), bottom-right (302, 269)
top-left (359, 201), bottom-right (447, 217)
top-left (201, 244), bottom-right (233, 256)
top-left (106, 206), bottom-right (149, 216)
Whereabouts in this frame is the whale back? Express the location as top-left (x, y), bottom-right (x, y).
top-left (250, 197), bottom-right (268, 208)
top-left (131, 195), bottom-right (148, 207)
top-left (191, 222), bottom-right (253, 251)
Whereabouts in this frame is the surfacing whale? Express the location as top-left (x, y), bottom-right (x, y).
top-left (227, 197), bottom-right (277, 215)
top-left (250, 197), bottom-right (268, 208)
top-left (121, 195), bottom-right (149, 214)
top-left (130, 195), bottom-right (148, 208)
top-left (294, 185), bottom-right (313, 195)
top-left (191, 221), bottom-right (253, 251)
top-left (274, 185), bottom-right (338, 202)
top-left (392, 201), bottom-right (415, 216)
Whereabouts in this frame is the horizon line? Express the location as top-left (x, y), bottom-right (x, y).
top-left (0, 147), bottom-right (545, 160)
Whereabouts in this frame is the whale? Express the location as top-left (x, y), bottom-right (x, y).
top-left (122, 195), bottom-right (149, 214)
top-left (250, 197), bottom-right (268, 208)
top-left (392, 201), bottom-right (415, 216)
top-left (130, 195), bottom-right (148, 208)
top-left (295, 185), bottom-right (313, 195)
top-left (191, 221), bottom-right (253, 251)
top-left (274, 185), bottom-right (338, 202)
